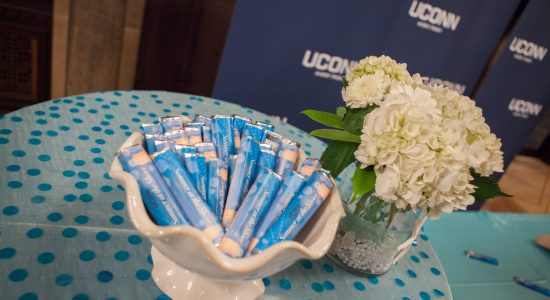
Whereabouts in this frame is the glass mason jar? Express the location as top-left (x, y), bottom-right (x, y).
top-left (327, 192), bottom-right (427, 276)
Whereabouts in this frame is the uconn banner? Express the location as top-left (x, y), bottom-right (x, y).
top-left (214, 0), bottom-right (521, 131)
top-left (473, 0), bottom-right (550, 170)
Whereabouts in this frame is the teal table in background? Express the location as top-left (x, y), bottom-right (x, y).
top-left (425, 212), bottom-right (550, 300)
top-left (1, 91), bottom-right (544, 300)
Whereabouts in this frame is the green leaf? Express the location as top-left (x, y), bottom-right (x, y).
top-left (320, 141), bottom-right (358, 177)
top-left (336, 106), bottom-right (346, 118)
top-left (352, 165), bottom-right (376, 196)
top-left (343, 105), bottom-right (378, 135)
top-left (301, 110), bottom-right (344, 129)
top-left (471, 171), bottom-right (512, 201)
top-left (342, 76), bottom-right (349, 88)
top-left (310, 129), bottom-right (361, 143)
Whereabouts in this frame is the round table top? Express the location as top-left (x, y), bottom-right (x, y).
top-left (0, 91), bottom-right (451, 300)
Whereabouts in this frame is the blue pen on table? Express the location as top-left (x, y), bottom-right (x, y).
top-left (514, 276), bottom-right (550, 297)
top-left (464, 250), bottom-right (499, 266)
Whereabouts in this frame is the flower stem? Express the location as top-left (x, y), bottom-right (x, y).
top-left (386, 204), bottom-right (398, 229)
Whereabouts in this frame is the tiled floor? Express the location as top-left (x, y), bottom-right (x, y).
top-left (482, 155), bottom-right (550, 214)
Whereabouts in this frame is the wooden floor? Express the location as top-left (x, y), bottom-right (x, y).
top-left (482, 155), bottom-right (550, 214)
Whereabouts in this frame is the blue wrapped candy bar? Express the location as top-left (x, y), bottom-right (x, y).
top-left (194, 114), bottom-right (214, 143)
top-left (264, 131), bottom-right (283, 153)
top-left (274, 138), bottom-right (300, 180)
top-left (187, 122), bottom-right (204, 137)
top-left (145, 133), bottom-right (164, 154)
top-left (196, 142), bottom-right (217, 161)
top-left (252, 169), bottom-right (333, 254)
top-left (184, 127), bottom-right (202, 145)
top-left (252, 144), bottom-right (276, 183)
top-left (174, 145), bottom-right (196, 161)
top-left (298, 158), bottom-right (322, 179)
top-left (207, 158), bottom-right (228, 222)
top-left (212, 115), bottom-right (235, 164)
top-left (228, 154), bottom-right (237, 184)
top-left (154, 139), bottom-right (170, 152)
top-left (140, 123), bottom-right (163, 135)
top-left (242, 123), bottom-right (266, 144)
top-left (165, 129), bottom-right (188, 146)
top-left (248, 171), bottom-right (306, 253)
top-left (193, 114), bottom-right (212, 126)
top-left (219, 168), bottom-right (281, 257)
top-left (160, 116), bottom-right (186, 132)
top-left (182, 153), bottom-right (209, 201)
top-left (254, 121), bottom-right (274, 133)
top-left (223, 136), bottom-right (260, 227)
top-left (118, 145), bottom-right (189, 226)
top-left (152, 148), bottom-right (223, 243)
top-left (203, 125), bottom-right (213, 143)
top-left (233, 115), bottom-right (251, 136)
top-left (232, 115), bottom-right (251, 149)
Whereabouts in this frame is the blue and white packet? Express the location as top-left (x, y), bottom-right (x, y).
top-left (219, 168), bottom-right (281, 257)
top-left (222, 136), bottom-right (260, 227)
top-left (207, 158), bottom-right (228, 222)
top-left (212, 115), bottom-right (235, 164)
top-left (252, 169), bottom-right (333, 254)
top-left (248, 171), bottom-right (306, 253)
top-left (118, 145), bottom-right (189, 226)
top-left (152, 148), bottom-right (223, 244)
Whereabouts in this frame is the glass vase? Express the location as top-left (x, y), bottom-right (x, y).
top-left (327, 192), bottom-right (426, 276)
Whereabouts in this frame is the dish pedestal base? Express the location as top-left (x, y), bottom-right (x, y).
top-left (150, 246), bottom-right (265, 300)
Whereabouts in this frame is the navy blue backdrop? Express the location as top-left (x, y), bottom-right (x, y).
top-left (473, 0), bottom-right (550, 169)
top-left (214, 0), bottom-right (521, 132)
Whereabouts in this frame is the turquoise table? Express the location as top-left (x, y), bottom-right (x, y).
top-left (425, 212), bottom-right (550, 300)
top-left (2, 91), bottom-right (451, 299)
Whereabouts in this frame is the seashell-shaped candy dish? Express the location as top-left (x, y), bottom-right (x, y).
top-left (109, 118), bottom-right (345, 300)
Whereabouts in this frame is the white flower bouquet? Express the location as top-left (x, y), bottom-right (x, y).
top-left (305, 55), bottom-right (509, 275)
top-left (304, 55), bottom-right (509, 221)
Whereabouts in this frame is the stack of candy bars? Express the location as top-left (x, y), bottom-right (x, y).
top-left (117, 114), bottom-right (334, 258)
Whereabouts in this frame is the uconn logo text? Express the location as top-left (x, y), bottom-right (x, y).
top-left (508, 98), bottom-right (543, 119)
top-left (408, 1), bottom-right (460, 33)
top-left (302, 50), bottom-right (358, 81)
top-left (509, 37), bottom-right (547, 64)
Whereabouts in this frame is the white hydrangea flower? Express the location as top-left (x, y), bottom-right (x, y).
top-left (342, 70), bottom-right (390, 108)
top-left (345, 55), bottom-right (410, 83)
top-left (342, 56), bottom-right (420, 108)
top-left (355, 84), bottom-right (441, 210)
top-left (342, 56), bottom-right (504, 218)
top-left (427, 84), bottom-right (504, 176)
top-left (354, 83), bottom-right (504, 219)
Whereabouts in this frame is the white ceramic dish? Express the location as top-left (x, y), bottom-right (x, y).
top-left (109, 131), bottom-right (345, 300)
